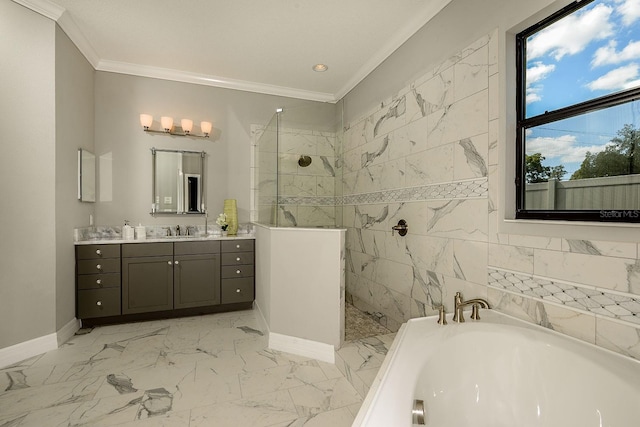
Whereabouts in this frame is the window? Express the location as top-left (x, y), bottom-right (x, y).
top-left (516, 0), bottom-right (640, 222)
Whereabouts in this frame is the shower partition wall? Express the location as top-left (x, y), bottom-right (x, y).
top-left (254, 103), bottom-right (343, 228)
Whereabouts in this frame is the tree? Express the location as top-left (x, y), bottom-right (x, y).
top-left (570, 124), bottom-right (640, 180)
top-left (525, 153), bottom-right (566, 183)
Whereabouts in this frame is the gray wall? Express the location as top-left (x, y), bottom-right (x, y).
top-left (55, 26), bottom-right (95, 333)
top-left (0, 1), bottom-right (57, 349)
top-left (94, 72), bottom-right (327, 227)
top-left (343, 0), bottom-right (565, 123)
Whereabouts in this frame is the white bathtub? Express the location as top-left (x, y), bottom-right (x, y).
top-left (353, 310), bottom-right (640, 427)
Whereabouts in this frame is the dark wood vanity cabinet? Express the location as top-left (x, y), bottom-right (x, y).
top-left (174, 241), bottom-right (221, 309)
top-left (76, 239), bottom-right (253, 322)
top-left (121, 243), bottom-right (174, 315)
top-left (76, 244), bottom-right (121, 319)
top-left (220, 240), bottom-right (255, 304)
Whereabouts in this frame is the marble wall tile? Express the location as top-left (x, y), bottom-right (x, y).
top-left (561, 239), bottom-right (638, 259)
top-left (453, 44), bottom-right (488, 102)
top-left (410, 67), bottom-right (454, 118)
top-left (427, 89), bottom-right (489, 148)
top-left (534, 249), bottom-right (640, 294)
top-left (361, 135), bottom-right (391, 168)
top-left (488, 29), bottom-right (499, 76)
top-left (488, 73), bottom-right (499, 121)
top-left (369, 97), bottom-right (407, 139)
top-left (508, 234), bottom-right (562, 250)
top-left (279, 131), bottom-right (317, 155)
top-left (453, 133), bottom-right (488, 180)
top-left (391, 115), bottom-right (430, 158)
top-left (453, 240), bottom-right (488, 285)
top-left (595, 317), bottom-right (640, 360)
top-left (279, 175), bottom-right (317, 197)
top-left (405, 235), bottom-right (454, 276)
top-left (488, 243), bottom-right (534, 273)
top-left (426, 199), bottom-right (488, 242)
top-left (487, 288), bottom-right (596, 344)
top-left (405, 144), bottom-right (454, 186)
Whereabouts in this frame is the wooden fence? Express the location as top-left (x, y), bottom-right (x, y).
top-left (525, 174), bottom-right (640, 210)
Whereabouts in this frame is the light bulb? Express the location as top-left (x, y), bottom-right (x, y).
top-left (181, 119), bottom-right (193, 134)
top-left (140, 114), bottom-right (153, 130)
top-left (161, 116), bottom-right (173, 133)
top-left (200, 121), bottom-right (212, 137)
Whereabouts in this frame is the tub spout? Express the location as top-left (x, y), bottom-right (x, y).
top-left (452, 292), bottom-right (490, 323)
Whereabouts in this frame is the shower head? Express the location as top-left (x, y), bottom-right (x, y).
top-left (298, 155), bottom-right (312, 167)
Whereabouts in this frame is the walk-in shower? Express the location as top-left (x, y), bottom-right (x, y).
top-left (254, 103), bottom-right (343, 228)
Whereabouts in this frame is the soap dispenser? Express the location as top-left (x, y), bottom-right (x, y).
top-left (122, 220), bottom-right (134, 240)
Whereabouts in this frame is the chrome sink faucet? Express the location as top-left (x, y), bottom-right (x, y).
top-left (452, 292), bottom-right (490, 323)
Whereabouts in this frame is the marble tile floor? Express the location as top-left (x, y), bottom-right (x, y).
top-left (0, 310), bottom-right (367, 427)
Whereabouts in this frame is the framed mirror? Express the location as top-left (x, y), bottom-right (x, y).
top-left (152, 148), bottom-right (206, 214)
top-left (78, 149), bottom-right (96, 202)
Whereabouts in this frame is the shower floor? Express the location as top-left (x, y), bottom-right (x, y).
top-left (345, 303), bottom-right (391, 341)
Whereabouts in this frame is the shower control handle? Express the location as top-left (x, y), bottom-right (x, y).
top-left (392, 219), bottom-right (408, 236)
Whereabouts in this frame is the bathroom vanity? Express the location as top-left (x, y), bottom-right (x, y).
top-left (75, 237), bottom-right (255, 326)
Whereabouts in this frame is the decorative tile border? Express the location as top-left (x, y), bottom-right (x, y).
top-left (342, 178), bottom-right (488, 205)
top-left (488, 267), bottom-right (640, 326)
top-left (273, 178), bottom-right (488, 207)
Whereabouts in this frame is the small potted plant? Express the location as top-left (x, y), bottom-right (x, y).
top-left (216, 213), bottom-right (229, 236)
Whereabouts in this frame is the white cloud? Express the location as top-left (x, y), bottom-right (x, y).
top-left (616, 0), bottom-right (640, 26)
top-left (526, 62), bottom-right (555, 104)
top-left (587, 63), bottom-right (640, 90)
top-left (528, 3), bottom-right (614, 61)
top-left (526, 134), bottom-right (609, 163)
top-left (592, 39), bottom-right (640, 67)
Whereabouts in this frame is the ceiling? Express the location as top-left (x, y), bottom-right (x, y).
top-left (16, 0), bottom-right (452, 102)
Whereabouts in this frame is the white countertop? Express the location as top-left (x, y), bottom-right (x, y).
top-left (75, 234), bottom-right (255, 245)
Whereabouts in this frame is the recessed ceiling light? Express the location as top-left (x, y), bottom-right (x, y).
top-left (312, 64), bottom-right (328, 72)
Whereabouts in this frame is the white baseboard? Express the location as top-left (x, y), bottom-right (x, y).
top-left (57, 317), bottom-right (81, 346)
top-left (0, 333), bottom-right (57, 369)
top-left (269, 332), bottom-right (335, 363)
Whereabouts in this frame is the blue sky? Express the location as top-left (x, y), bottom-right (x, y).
top-left (525, 0), bottom-right (640, 178)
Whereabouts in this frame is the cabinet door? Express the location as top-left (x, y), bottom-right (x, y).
top-left (174, 253), bottom-right (221, 309)
top-left (122, 256), bottom-right (173, 314)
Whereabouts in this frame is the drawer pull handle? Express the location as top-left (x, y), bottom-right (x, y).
top-left (96, 279), bottom-right (102, 285)
top-left (168, 261), bottom-right (172, 265)
top-left (96, 249), bottom-right (102, 255)
top-left (236, 289), bottom-right (241, 293)
top-left (236, 257), bottom-right (241, 262)
top-left (236, 244), bottom-right (240, 248)
top-left (236, 270), bottom-right (241, 274)
top-left (96, 264), bottom-right (102, 271)
top-left (175, 261), bottom-right (179, 265)
top-left (96, 301), bottom-right (102, 306)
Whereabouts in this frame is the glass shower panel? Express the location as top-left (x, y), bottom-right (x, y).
top-left (277, 103), bottom-right (342, 227)
top-left (255, 112), bottom-right (278, 226)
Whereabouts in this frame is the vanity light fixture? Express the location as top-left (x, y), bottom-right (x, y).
top-left (140, 114), bottom-right (213, 139)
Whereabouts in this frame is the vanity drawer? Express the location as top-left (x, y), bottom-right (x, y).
top-left (221, 240), bottom-right (255, 253)
top-left (77, 258), bottom-right (121, 275)
top-left (175, 240), bottom-right (220, 255)
top-left (122, 242), bottom-right (173, 258)
top-left (77, 288), bottom-right (121, 318)
top-left (221, 252), bottom-right (254, 266)
top-left (77, 244), bottom-right (120, 260)
top-left (77, 273), bottom-right (120, 290)
top-left (221, 278), bottom-right (254, 304)
top-left (221, 265), bottom-right (254, 279)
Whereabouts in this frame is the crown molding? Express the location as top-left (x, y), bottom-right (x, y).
top-left (12, 0), bottom-right (63, 21)
top-left (57, 10), bottom-right (100, 68)
top-left (334, 0), bottom-right (453, 100)
top-left (96, 60), bottom-right (337, 103)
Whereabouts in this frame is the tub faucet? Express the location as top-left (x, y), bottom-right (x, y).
top-left (453, 292), bottom-right (490, 323)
